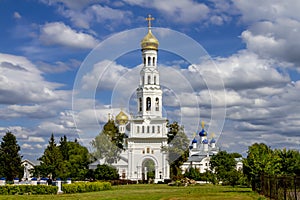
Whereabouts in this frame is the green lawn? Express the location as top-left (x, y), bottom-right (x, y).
top-left (0, 184), bottom-right (266, 200)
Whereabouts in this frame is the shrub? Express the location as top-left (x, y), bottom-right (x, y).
top-left (62, 181), bottom-right (111, 194)
top-left (109, 179), bottom-right (137, 185)
top-left (0, 185), bottom-right (58, 195)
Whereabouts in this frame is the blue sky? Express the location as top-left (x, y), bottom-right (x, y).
top-left (1, 0), bottom-right (300, 161)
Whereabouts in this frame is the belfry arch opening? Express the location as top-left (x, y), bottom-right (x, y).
top-left (146, 97), bottom-right (151, 111)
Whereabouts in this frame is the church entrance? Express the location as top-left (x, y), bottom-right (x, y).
top-left (142, 159), bottom-right (155, 183)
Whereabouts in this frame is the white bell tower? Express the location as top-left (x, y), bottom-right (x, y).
top-left (137, 15), bottom-right (162, 118)
top-left (126, 15), bottom-right (170, 182)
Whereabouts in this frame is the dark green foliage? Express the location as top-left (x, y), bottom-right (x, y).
top-left (63, 141), bottom-right (90, 180)
top-left (166, 122), bottom-right (189, 180)
top-left (167, 121), bottom-right (180, 143)
top-left (0, 185), bottom-right (58, 195)
top-left (184, 167), bottom-right (201, 180)
top-left (274, 148), bottom-right (300, 175)
top-left (59, 135), bottom-right (69, 160)
top-left (0, 131), bottom-right (23, 181)
top-left (210, 151), bottom-right (244, 187)
top-left (62, 181), bottom-right (111, 193)
top-left (243, 143), bottom-right (300, 191)
top-left (37, 134), bottom-right (65, 178)
top-left (35, 134), bottom-right (91, 180)
top-left (92, 164), bottom-right (119, 180)
top-left (103, 119), bottom-right (124, 150)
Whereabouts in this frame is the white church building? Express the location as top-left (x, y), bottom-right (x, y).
top-left (181, 122), bottom-right (220, 173)
top-left (90, 16), bottom-right (170, 183)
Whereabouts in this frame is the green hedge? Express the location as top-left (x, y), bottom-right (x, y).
top-left (0, 185), bottom-right (58, 195)
top-left (62, 181), bottom-right (111, 194)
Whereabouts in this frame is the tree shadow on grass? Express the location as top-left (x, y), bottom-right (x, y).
top-left (222, 190), bottom-right (253, 193)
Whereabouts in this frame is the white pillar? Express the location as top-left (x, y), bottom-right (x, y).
top-left (211, 143), bottom-right (216, 148)
top-left (0, 178), bottom-right (6, 186)
top-left (31, 178), bottom-right (37, 185)
top-left (56, 178), bottom-right (63, 194)
top-left (144, 167), bottom-right (147, 181)
top-left (192, 142), bottom-right (197, 149)
top-left (13, 178), bottom-right (19, 185)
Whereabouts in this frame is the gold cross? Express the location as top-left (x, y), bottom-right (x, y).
top-left (145, 14), bottom-right (154, 29)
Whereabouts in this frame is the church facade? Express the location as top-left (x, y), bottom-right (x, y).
top-left (90, 16), bottom-right (170, 183)
top-left (181, 122), bottom-right (220, 173)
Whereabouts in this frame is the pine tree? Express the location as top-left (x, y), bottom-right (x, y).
top-left (0, 131), bottom-right (23, 181)
top-left (59, 135), bottom-right (69, 160)
top-left (38, 134), bottom-right (65, 178)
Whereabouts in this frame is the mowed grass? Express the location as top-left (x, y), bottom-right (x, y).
top-left (0, 184), bottom-right (266, 200)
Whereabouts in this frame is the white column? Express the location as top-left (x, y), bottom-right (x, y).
top-left (56, 178), bottom-right (63, 194)
top-left (31, 178), bottom-right (37, 185)
top-left (144, 167), bottom-right (147, 181)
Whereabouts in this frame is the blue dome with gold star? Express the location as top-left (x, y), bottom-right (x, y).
top-left (192, 138), bottom-right (197, 144)
top-left (199, 121), bottom-right (207, 136)
top-left (202, 139), bottom-right (209, 144)
top-left (199, 129), bottom-right (207, 137)
top-left (210, 138), bottom-right (216, 143)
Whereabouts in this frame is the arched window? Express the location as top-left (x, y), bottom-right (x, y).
top-left (154, 76), bottom-right (156, 85)
top-left (147, 126), bottom-right (150, 133)
top-left (142, 76), bottom-right (144, 85)
top-left (146, 97), bottom-right (151, 111)
top-left (142, 126), bottom-right (145, 133)
top-left (157, 126), bottom-right (160, 133)
top-left (144, 57), bottom-right (146, 65)
top-left (137, 126), bottom-right (140, 133)
top-left (147, 148), bottom-right (150, 154)
top-left (148, 75), bottom-right (151, 84)
top-left (148, 57), bottom-right (151, 66)
top-left (155, 97), bottom-right (159, 111)
top-left (153, 57), bottom-right (155, 66)
top-left (152, 126), bottom-right (155, 133)
top-left (139, 98), bottom-right (142, 112)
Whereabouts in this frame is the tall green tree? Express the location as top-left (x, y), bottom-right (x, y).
top-left (0, 131), bottom-right (23, 181)
top-left (210, 151), bottom-right (240, 185)
top-left (64, 141), bottom-right (91, 180)
top-left (274, 148), bottom-right (300, 175)
top-left (59, 135), bottom-right (69, 160)
top-left (243, 143), bottom-right (276, 190)
top-left (37, 134), bottom-right (65, 178)
top-left (92, 119), bottom-right (124, 164)
top-left (166, 122), bottom-right (189, 179)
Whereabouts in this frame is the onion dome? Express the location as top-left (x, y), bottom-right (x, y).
top-left (192, 138), bottom-right (197, 144)
top-left (199, 121), bottom-right (207, 136)
top-left (199, 129), bottom-right (207, 137)
top-left (115, 110), bottom-right (129, 125)
top-left (210, 138), bottom-right (216, 144)
top-left (141, 30), bottom-right (159, 50)
top-left (202, 139), bottom-right (209, 144)
top-left (141, 15), bottom-right (159, 50)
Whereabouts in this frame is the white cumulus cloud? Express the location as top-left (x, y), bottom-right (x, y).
top-left (39, 22), bottom-right (99, 49)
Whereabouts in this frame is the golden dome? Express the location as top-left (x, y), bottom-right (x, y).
top-left (115, 110), bottom-right (129, 125)
top-left (141, 29), bottom-right (159, 50)
top-left (141, 14), bottom-right (159, 50)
